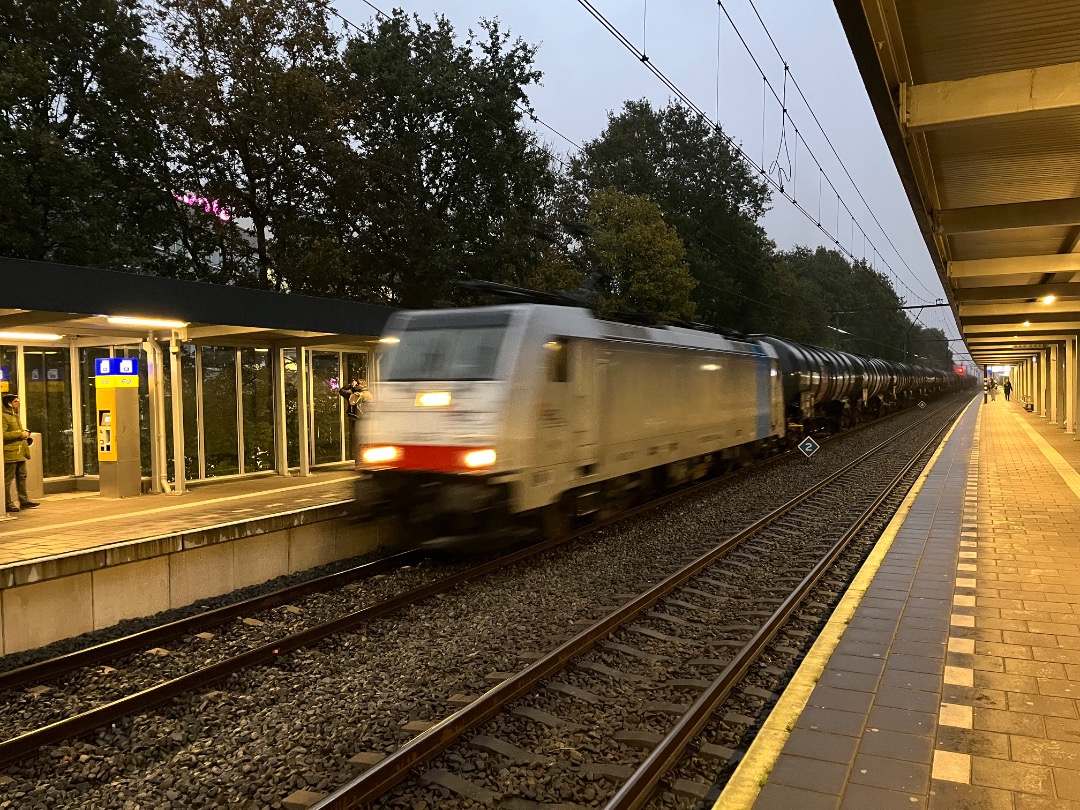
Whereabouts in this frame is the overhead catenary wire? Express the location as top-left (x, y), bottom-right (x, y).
top-left (708, 0), bottom-right (937, 306)
top-left (337, 0), bottom-right (952, 355)
top-left (742, 0), bottom-right (940, 303)
top-left (153, 0), bottom-right (953, 357)
top-left (574, 0), bottom-right (883, 287)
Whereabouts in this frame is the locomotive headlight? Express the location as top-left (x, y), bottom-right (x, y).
top-left (416, 391), bottom-right (452, 407)
top-left (362, 445), bottom-right (401, 464)
top-left (463, 448), bottom-right (496, 468)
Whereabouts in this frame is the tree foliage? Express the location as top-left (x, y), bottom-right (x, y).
top-left (577, 188), bottom-right (696, 321)
top-left (341, 11), bottom-right (557, 307)
top-left (773, 246), bottom-right (953, 367)
top-left (0, 0), bottom-right (172, 269)
top-left (566, 100), bottom-right (774, 331)
top-left (151, 0), bottom-right (357, 291)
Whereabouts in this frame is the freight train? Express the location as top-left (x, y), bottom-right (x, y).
top-left (355, 301), bottom-right (962, 548)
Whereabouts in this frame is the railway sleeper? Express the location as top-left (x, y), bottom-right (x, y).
top-left (545, 681), bottom-right (604, 704)
top-left (613, 729), bottom-right (664, 751)
top-left (281, 790), bottom-right (327, 810)
top-left (421, 768), bottom-right (498, 806)
top-left (469, 734), bottom-right (554, 766)
top-left (511, 706), bottom-right (584, 730)
top-left (672, 778), bottom-right (713, 801)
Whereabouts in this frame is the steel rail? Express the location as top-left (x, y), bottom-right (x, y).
top-left (0, 547), bottom-right (425, 693)
top-left (308, 405), bottom-right (956, 809)
top-left (604, 402), bottom-right (966, 809)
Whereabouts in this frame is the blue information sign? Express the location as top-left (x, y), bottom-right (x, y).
top-left (96, 357), bottom-right (139, 376)
top-left (798, 436), bottom-right (820, 458)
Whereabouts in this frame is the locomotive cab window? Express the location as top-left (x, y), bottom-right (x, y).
top-left (545, 339), bottom-right (568, 382)
top-left (382, 325), bottom-right (506, 381)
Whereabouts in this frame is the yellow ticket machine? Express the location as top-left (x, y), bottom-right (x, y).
top-left (95, 357), bottom-right (141, 497)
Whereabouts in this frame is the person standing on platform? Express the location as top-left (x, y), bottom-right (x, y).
top-left (988, 378), bottom-right (998, 401)
top-left (2, 393), bottom-right (39, 513)
top-left (1003, 378), bottom-right (1013, 401)
top-left (339, 379), bottom-right (373, 463)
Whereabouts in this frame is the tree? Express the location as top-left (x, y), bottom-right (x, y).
top-left (151, 0), bottom-right (359, 291)
top-left (0, 0), bottom-right (175, 269)
top-left (773, 246), bottom-right (947, 364)
top-left (576, 188), bottom-right (696, 321)
top-left (905, 323), bottom-right (953, 369)
top-left (566, 100), bottom-right (774, 330)
top-left (341, 11), bottom-right (559, 307)
top-left (752, 250), bottom-right (828, 342)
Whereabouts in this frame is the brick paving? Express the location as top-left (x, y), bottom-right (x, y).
top-left (739, 396), bottom-right (1080, 810)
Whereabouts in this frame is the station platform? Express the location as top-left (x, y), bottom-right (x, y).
top-left (0, 470), bottom-right (386, 656)
top-left (722, 394), bottom-right (1080, 809)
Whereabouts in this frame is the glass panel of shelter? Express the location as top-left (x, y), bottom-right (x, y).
top-left (283, 349), bottom-right (300, 468)
top-left (241, 348), bottom-right (274, 472)
top-left (200, 346), bottom-right (240, 477)
top-left (343, 352), bottom-right (368, 462)
top-left (2, 340), bottom-right (372, 487)
top-left (310, 350), bottom-right (342, 465)
top-left (24, 345), bottom-right (74, 478)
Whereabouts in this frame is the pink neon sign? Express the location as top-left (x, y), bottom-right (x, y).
top-left (174, 192), bottom-right (231, 222)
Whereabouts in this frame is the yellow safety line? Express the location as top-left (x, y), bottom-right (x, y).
top-left (0, 474), bottom-right (355, 540)
top-left (716, 400), bottom-right (976, 810)
top-left (1008, 409), bottom-right (1080, 501)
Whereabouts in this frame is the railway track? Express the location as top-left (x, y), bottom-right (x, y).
top-left (308, 399), bottom-right (966, 808)
top-left (0, 396), bottom-right (965, 804)
top-left (0, 444), bottom-right (798, 768)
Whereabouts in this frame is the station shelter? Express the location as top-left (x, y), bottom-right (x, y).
top-left (0, 257), bottom-right (394, 496)
top-left (835, 0), bottom-right (1080, 426)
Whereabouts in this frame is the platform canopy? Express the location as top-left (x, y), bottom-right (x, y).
top-left (835, 1), bottom-right (1080, 368)
top-left (0, 257), bottom-right (393, 347)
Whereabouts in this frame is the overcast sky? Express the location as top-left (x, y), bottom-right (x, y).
top-left (334, 0), bottom-right (966, 353)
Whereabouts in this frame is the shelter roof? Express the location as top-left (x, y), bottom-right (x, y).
top-left (836, 0), bottom-right (1080, 366)
top-left (0, 257), bottom-right (394, 347)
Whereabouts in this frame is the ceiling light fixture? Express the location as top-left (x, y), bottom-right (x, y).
top-left (105, 316), bottom-right (189, 329)
top-left (0, 331), bottom-right (64, 341)
top-left (1042, 294), bottom-right (1056, 304)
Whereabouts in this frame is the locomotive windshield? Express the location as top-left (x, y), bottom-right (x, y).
top-left (381, 325), bottom-right (506, 381)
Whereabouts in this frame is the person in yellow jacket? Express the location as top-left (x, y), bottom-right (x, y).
top-left (3, 393), bottom-right (39, 513)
